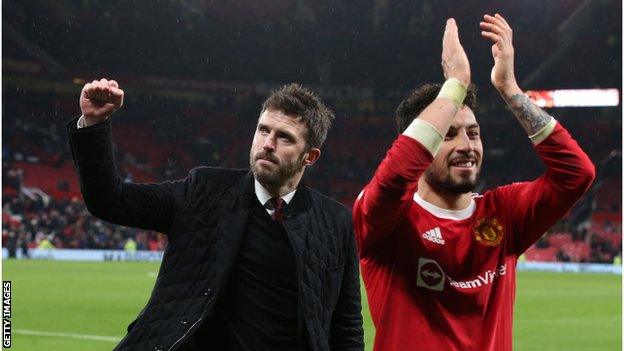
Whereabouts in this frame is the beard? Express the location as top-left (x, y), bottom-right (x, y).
top-left (249, 149), bottom-right (307, 187)
top-left (424, 166), bottom-right (480, 195)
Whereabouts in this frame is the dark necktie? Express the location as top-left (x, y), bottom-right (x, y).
top-left (270, 197), bottom-right (285, 222)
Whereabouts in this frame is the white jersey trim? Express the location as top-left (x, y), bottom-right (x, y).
top-left (413, 192), bottom-right (476, 220)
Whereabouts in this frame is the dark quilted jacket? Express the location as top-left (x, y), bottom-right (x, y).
top-left (66, 117), bottom-right (364, 351)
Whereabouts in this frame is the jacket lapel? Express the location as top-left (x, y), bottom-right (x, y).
top-left (281, 183), bottom-right (317, 330)
top-left (214, 172), bottom-right (255, 294)
top-left (282, 181), bottom-right (313, 261)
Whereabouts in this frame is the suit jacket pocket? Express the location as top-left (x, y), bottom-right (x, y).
top-left (322, 264), bottom-right (345, 311)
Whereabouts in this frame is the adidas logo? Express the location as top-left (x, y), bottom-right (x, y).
top-left (422, 227), bottom-right (445, 245)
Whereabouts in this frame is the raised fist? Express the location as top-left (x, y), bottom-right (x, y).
top-left (441, 18), bottom-right (471, 88)
top-left (79, 78), bottom-right (124, 126)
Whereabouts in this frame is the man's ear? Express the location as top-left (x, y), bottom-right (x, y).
top-left (304, 148), bottom-right (321, 166)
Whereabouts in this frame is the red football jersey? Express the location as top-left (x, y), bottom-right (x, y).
top-left (353, 123), bottom-right (594, 351)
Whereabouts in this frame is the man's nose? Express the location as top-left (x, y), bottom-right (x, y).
top-left (455, 131), bottom-right (473, 152)
top-left (263, 134), bottom-right (276, 150)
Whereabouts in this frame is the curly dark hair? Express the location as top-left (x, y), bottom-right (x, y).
top-left (262, 83), bottom-right (335, 149)
top-left (396, 83), bottom-right (478, 133)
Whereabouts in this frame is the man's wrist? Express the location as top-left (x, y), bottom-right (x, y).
top-left (436, 78), bottom-right (468, 108)
top-left (77, 116), bottom-right (86, 129)
top-left (78, 115), bottom-right (108, 128)
top-left (497, 82), bottom-right (522, 100)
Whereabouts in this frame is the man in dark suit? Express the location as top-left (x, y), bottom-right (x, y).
top-left (67, 79), bottom-right (364, 351)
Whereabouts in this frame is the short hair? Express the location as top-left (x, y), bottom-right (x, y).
top-left (262, 83), bottom-right (335, 149)
top-left (396, 83), bottom-right (478, 133)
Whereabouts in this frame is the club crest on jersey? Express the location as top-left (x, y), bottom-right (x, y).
top-left (473, 217), bottom-right (504, 246)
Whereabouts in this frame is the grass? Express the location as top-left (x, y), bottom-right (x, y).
top-left (3, 260), bottom-right (621, 350)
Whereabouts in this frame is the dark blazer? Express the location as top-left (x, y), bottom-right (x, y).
top-left (66, 117), bottom-right (364, 351)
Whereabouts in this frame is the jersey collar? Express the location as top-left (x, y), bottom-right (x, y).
top-left (413, 192), bottom-right (476, 220)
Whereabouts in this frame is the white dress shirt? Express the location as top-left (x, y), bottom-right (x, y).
top-left (254, 179), bottom-right (296, 216)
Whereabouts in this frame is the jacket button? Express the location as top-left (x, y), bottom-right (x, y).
top-left (154, 346), bottom-right (163, 351)
top-left (203, 288), bottom-right (212, 296)
top-left (180, 318), bottom-right (188, 326)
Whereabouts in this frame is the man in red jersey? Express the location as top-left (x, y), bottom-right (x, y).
top-left (352, 14), bottom-right (595, 351)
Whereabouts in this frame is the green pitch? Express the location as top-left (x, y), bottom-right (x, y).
top-left (3, 260), bottom-right (621, 350)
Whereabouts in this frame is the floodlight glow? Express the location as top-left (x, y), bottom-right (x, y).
top-left (525, 89), bottom-right (620, 107)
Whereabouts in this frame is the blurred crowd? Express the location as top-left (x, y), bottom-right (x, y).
top-left (2, 89), bottom-right (621, 264)
top-left (3, 0), bottom-right (620, 262)
top-left (3, 169), bottom-right (166, 255)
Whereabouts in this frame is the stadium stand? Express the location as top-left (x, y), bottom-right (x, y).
top-left (2, 0), bottom-right (621, 263)
top-left (2, 88), bottom-right (621, 263)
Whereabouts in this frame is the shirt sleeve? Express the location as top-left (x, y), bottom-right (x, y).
top-left (496, 122), bottom-right (596, 254)
top-left (352, 134), bottom-right (433, 257)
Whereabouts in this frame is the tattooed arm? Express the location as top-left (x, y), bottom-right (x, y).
top-left (480, 13), bottom-right (553, 137)
top-left (480, 13), bottom-right (595, 255)
top-left (503, 92), bottom-right (553, 137)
